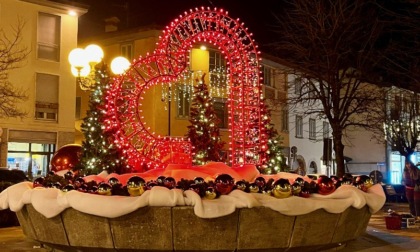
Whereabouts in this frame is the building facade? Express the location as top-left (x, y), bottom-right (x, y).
top-left (0, 0), bottom-right (86, 178)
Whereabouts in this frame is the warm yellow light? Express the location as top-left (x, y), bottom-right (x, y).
top-left (68, 48), bottom-right (86, 67)
top-left (85, 44), bottom-right (104, 64)
top-left (111, 56), bottom-right (130, 74)
top-left (68, 10), bottom-right (77, 16)
top-left (200, 45), bottom-right (207, 51)
top-left (71, 64), bottom-right (91, 77)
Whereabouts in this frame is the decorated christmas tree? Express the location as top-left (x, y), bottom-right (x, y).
top-left (259, 101), bottom-right (289, 174)
top-left (76, 64), bottom-right (130, 175)
top-left (186, 74), bottom-right (225, 165)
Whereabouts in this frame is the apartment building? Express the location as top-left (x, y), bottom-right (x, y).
top-left (0, 0), bottom-right (86, 177)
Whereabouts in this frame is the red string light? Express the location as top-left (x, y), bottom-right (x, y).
top-left (105, 7), bottom-right (268, 172)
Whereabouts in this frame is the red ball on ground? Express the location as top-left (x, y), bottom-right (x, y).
top-left (50, 144), bottom-right (82, 172)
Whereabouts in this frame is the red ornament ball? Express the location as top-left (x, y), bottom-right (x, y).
top-left (215, 174), bottom-right (235, 195)
top-left (317, 175), bottom-right (336, 195)
top-left (50, 144), bottom-right (82, 172)
top-left (33, 177), bottom-right (45, 188)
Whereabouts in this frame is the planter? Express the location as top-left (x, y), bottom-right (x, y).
top-left (16, 204), bottom-right (371, 252)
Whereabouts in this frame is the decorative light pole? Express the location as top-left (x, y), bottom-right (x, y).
top-left (68, 44), bottom-right (130, 90)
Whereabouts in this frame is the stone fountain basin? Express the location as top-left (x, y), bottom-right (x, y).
top-left (17, 204), bottom-right (371, 252)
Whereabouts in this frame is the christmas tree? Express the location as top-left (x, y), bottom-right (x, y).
top-left (76, 64), bottom-right (130, 175)
top-left (186, 74), bottom-right (225, 165)
top-left (259, 101), bottom-right (289, 174)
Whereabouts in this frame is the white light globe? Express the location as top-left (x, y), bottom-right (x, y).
top-left (111, 56), bottom-right (130, 74)
top-left (68, 48), bottom-right (87, 67)
top-left (85, 44), bottom-right (104, 63)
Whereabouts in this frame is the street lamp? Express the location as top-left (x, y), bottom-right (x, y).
top-left (68, 44), bottom-right (130, 90)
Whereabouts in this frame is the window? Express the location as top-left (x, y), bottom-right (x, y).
top-left (214, 98), bottom-right (228, 129)
top-left (7, 142), bottom-right (55, 178)
top-left (323, 121), bottom-right (329, 139)
top-left (209, 50), bottom-right (226, 71)
top-left (308, 84), bottom-right (316, 99)
top-left (294, 77), bottom-right (302, 95)
top-left (209, 50), bottom-right (227, 88)
top-left (295, 115), bottom-right (303, 138)
top-left (261, 65), bottom-right (275, 87)
top-left (282, 107), bottom-right (289, 132)
top-left (36, 73), bottom-right (59, 121)
top-left (121, 43), bottom-right (133, 60)
top-left (176, 86), bottom-right (190, 118)
top-left (38, 13), bottom-right (61, 61)
top-left (264, 86), bottom-right (276, 100)
top-left (309, 118), bottom-right (316, 140)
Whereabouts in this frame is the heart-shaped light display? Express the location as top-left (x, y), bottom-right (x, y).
top-left (105, 7), bottom-right (267, 172)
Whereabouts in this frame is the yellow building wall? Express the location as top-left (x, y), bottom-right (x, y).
top-left (0, 0), bottom-right (79, 136)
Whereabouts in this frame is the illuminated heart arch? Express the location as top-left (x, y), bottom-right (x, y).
top-left (105, 7), bottom-right (268, 172)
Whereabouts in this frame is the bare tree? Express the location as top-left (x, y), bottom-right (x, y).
top-left (270, 0), bottom-right (407, 177)
top-left (384, 89), bottom-right (420, 162)
top-left (0, 18), bottom-right (29, 118)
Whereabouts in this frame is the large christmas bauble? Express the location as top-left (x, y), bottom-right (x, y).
top-left (108, 177), bottom-right (120, 186)
top-left (62, 184), bottom-right (75, 192)
top-left (272, 178), bottom-right (291, 198)
top-left (194, 177), bottom-right (205, 184)
top-left (205, 186), bottom-right (217, 200)
top-left (215, 174), bottom-right (234, 195)
top-left (235, 180), bottom-right (247, 191)
top-left (156, 176), bottom-right (166, 185)
top-left (146, 181), bottom-right (158, 190)
top-left (354, 181), bottom-right (368, 192)
top-left (50, 144), bottom-right (82, 172)
top-left (97, 183), bottom-right (112, 196)
top-left (163, 177), bottom-right (176, 189)
top-left (294, 177), bottom-right (305, 187)
top-left (248, 182), bottom-right (260, 193)
top-left (127, 176), bottom-right (146, 196)
top-left (355, 175), bottom-right (373, 189)
top-left (317, 175), bottom-right (336, 195)
top-left (73, 177), bottom-right (85, 189)
top-left (291, 182), bottom-right (301, 196)
top-left (188, 183), bottom-right (201, 195)
top-left (299, 187), bottom-right (311, 198)
top-left (33, 177), bottom-right (45, 188)
top-left (254, 176), bottom-right (266, 188)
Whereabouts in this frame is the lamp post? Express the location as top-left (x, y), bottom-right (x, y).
top-left (68, 44), bottom-right (130, 90)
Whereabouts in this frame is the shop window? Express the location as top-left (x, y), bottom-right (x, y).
top-left (7, 142), bottom-right (55, 178)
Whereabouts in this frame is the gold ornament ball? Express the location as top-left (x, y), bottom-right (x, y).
top-left (97, 183), bottom-right (112, 196)
top-left (127, 176), bottom-right (146, 196)
top-left (205, 187), bottom-right (217, 200)
top-left (272, 178), bottom-right (292, 199)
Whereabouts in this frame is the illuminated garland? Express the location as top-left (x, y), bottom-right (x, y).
top-left (104, 7), bottom-right (267, 172)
